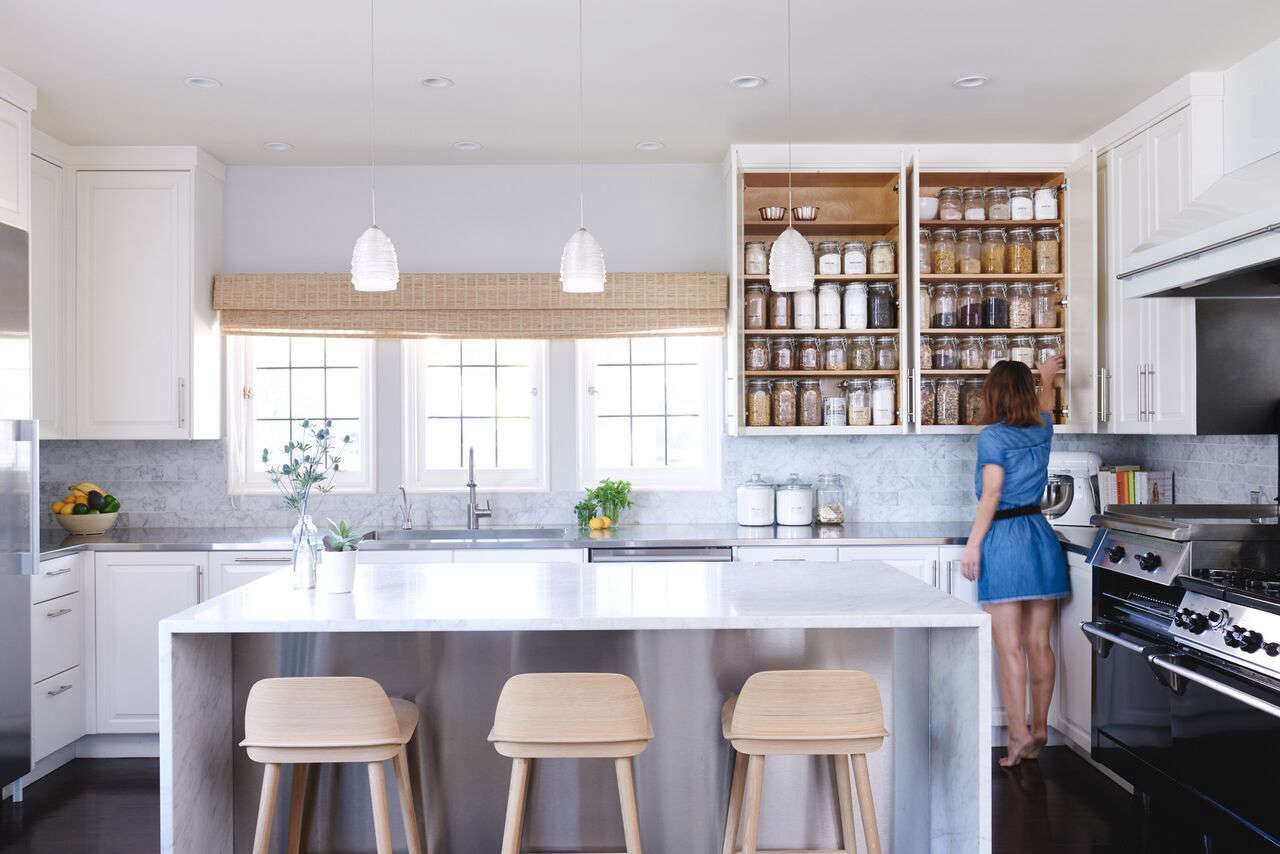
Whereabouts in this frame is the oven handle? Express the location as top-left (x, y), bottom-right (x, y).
top-left (1080, 620), bottom-right (1150, 657)
top-left (1148, 653), bottom-right (1280, 720)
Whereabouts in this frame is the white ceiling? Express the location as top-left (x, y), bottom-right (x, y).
top-left (2, 0), bottom-right (1277, 165)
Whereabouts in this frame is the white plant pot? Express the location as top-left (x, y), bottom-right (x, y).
top-left (318, 549), bottom-right (358, 593)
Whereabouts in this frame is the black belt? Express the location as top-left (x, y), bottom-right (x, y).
top-left (993, 503), bottom-right (1042, 521)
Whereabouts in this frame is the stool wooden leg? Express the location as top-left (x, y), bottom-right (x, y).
top-left (287, 763), bottom-right (308, 854)
top-left (500, 757), bottom-right (532, 854)
top-left (721, 751), bottom-right (747, 854)
top-left (833, 755), bottom-right (856, 854)
top-left (851, 753), bottom-right (881, 854)
top-left (368, 761), bottom-right (393, 854)
top-left (739, 754), bottom-right (765, 854)
top-left (614, 756), bottom-right (643, 854)
top-left (393, 747), bottom-right (424, 854)
top-left (252, 763), bottom-right (281, 854)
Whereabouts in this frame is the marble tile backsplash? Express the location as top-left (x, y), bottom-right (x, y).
top-left (39, 434), bottom-right (1276, 531)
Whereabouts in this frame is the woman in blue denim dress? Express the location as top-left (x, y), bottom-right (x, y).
top-left (961, 355), bottom-right (1068, 767)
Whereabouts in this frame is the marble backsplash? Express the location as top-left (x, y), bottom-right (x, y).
top-left (38, 433), bottom-right (1277, 531)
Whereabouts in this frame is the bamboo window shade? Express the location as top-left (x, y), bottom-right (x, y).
top-left (212, 272), bottom-right (729, 339)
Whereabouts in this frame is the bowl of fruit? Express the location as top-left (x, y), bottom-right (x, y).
top-left (51, 482), bottom-right (121, 535)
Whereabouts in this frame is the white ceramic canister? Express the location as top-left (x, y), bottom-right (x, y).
top-left (775, 473), bottom-right (815, 526)
top-left (736, 474), bottom-right (776, 526)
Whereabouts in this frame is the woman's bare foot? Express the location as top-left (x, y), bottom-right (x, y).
top-left (1025, 728), bottom-right (1048, 758)
top-left (999, 732), bottom-right (1040, 767)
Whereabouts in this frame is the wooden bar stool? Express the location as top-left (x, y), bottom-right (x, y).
top-left (488, 673), bottom-right (653, 854)
top-left (241, 676), bottom-right (425, 854)
top-left (721, 670), bottom-right (887, 854)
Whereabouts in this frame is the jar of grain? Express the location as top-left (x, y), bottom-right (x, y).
top-left (1007, 227), bottom-right (1035, 273)
top-left (745, 283), bottom-right (768, 330)
top-left (817, 282), bottom-right (843, 329)
top-left (849, 335), bottom-right (875, 370)
top-left (823, 395), bottom-right (848, 427)
top-left (1009, 187), bottom-right (1033, 221)
top-left (1010, 335), bottom-right (1035, 367)
top-left (933, 335), bottom-right (959, 370)
top-left (957, 228), bottom-right (982, 274)
top-left (959, 283), bottom-right (984, 328)
top-left (930, 283), bottom-right (959, 328)
top-left (771, 336), bottom-right (797, 370)
top-left (963, 188), bottom-right (986, 221)
top-left (744, 241), bottom-right (768, 276)
top-left (792, 284), bottom-right (817, 330)
top-left (769, 288), bottom-right (792, 329)
top-left (1034, 226), bottom-right (1060, 274)
top-left (843, 240), bottom-right (868, 275)
top-left (918, 285), bottom-right (932, 332)
top-left (937, 187), bottom-right (963, 221)
top-left (1033, 283), bottom-right (1058, 328)
top-left (936, 377), bottom-right (961, 425)
top-left (1035, 334), bottom-right (1062, 365)
top-left (798, 378), bottom-right (823, 426)
top-left (772, 379), bottom-right (798, 426)
top-left (962, 378), bottom-right (986, 425)
top-left (797, 336), bottom-right (821, 371)
top-left (1009, 282), bottom-right (1034, 328)
top-left (868, 282), bottom-right (897, 329)
top-left (986, 187), bottom-right (1012, 220)
top-left (919, 335), bottom-right (933, 368)
top-left (871, 378), bottom-right (896, 425)
top-left (845, 379), bottom-right (872, 426)
top-left (823, 336), bottom-right (849, 371)
top-left (875, 335), bottom-right (898, 370)
top-left (980, 227), bottom-right (1007, 274)
top-left (931, 227), bottom-right (958, 274)
top-left (986, 335), bottom-right (1010, 367)
top-left (1034, 186), bottom-right (1059, 220)
top-left (746, 379), bottom-right (772, 426)
top-left (982, 282), bottom-right (1010, 328)
top-left (745, 336), bottom-right (770, 371)
top-left (870, 240), bottom-right (896, 274)
top-left (919, 379), bottom-right (937, 426)
top-left (816, 241), bottom-right (843, 275)
top-left (959, 335), bottom-right (985, 370)
top-left (844, 282), bottom-right (868, 329)
top-left (918, 229), bottom-right (932, 274)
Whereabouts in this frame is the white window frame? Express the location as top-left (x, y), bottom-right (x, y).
top-left (575, 336), bottom-right (723, 491)
top-left (401, 339), bottom-right (550, 492)
top-left (225, 335), bottom-right (378, 495)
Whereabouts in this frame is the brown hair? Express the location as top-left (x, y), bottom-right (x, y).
top-left (983, 360), bottom-right (1043, 427)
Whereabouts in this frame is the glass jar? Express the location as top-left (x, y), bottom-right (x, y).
top-left (986, 335), bottom-right (1010, 367)
top-left (957, 227), bottom-right (982, 274)
top-left (843, 240), bottom-right (868, 275)
top-left (870, 240), bottom-right (895, 274)
top-left (931, 227), bottom-right (957, 274)
top-left (770, 336), bottom-right (796, 370)
top-left (959, 282), bottom-right (984, 328)
top-left (845, 379), bottom-right (872, 426)
top-left (768, 288), bottom-right (791, 328)
top-left (980, 227), bottom-right (1007, 274)
top-left (982, 282), bottom-right (1009, 328)
top-left (1007, 227), bottom-right (1034, 273)
top-left (823, 394), bottom-right (847, 427)
top-left (937, 187), bottom-right (963, 221)
top-left (792, 285), bottom-right (817, 330)
top-left (816, 240), bottom-right (843, 275)
top-left (868, 282), bottom-right (896, 329)
top-left (959, 335), bottom-right (985, 370)
top-left (744, 240), bottom-right (768, 276)
top-left (843, 282), bottom-right (868, 329)
top-left (290, 514), bottom-right (320, 590)
top-left (918, 378), bottom-right (936, 426)
top-left (823, 336), bottom-right (849, 371)
top-left (746, 379), bottom-right (772, 426)
top-left (929, 283), bottom-right (958, 328)
top-left (936, 377), bottom-right (961, 425)
top-left (1010, 334), bottom-right (1035, 367)
top-left (871, 378), bottom-right (896, 425)
top-left (745, 283), bottom-right (768, 330)
top-left (1034, 186), bottom-right (1059, 220)
top-left (963, 187), bottom-right (986, 221)
top-left (875, 335), bottom-right (898, 370)
top-left (917, 229), bottom-right (931, 274)
top-left (745, 336), bottom-right (770, 371)
top-left (1008, 282), bottom-right (1034, 328)
top-left (798, 378), bottom-right (822, 426)
top-left (797, 335), bottom-right (821, 371)
top-left (1033, 283), bottom-right (1058, 328)
top-left (1035, 334), bottom-right (1063, 365)
top-left (771, 379), bottom-right (798, 426)
top-left (815, 474), bottom-right (846, 524)
top-left (986, 187), bottom-right (1011, 220)
top-left (817, 282), bottom-right (843, 329)
top-left (1009, 186), bottom-right (1034, 221)
top-left (933, 335), bottom-right (959, 370)
top-left (961, 378), bottom-right (986, 425)
top-left (849, 335), bottom-right (875, 370)
top-left (918, 336), bottom-right (933, 370)
top-left (1034, 226), bottom-right (1061, 274)
top-left (918, 285), bottom-right (931, 332)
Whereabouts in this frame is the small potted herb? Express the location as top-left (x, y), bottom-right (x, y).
top-left (318, 519), bottom-right (360, 593)
top-left (588, 479), bottom-right (634, 527)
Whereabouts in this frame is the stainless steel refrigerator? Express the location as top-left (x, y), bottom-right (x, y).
top-left (0, 221), bottom-right (36, 792)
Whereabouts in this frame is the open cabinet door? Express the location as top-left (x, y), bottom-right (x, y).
top-left (1064, 148), bottom-right (1099, 432)
top-left (723, 148), bottom-right (742, 436)
top-left (897, 151), bottom-right (911, 433)
top-left (906, 149), bottom-right (921, 432)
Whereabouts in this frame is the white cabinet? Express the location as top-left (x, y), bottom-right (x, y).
top-left (734, 545), bottom-right (840, 562)
top-left (1056, 551), bottom-right (1093, 749)
top-left (31, 668), bottom-right (83, 762)
top-left (451, 548), bottom-right (586, 564)
top-left (31, 554), bottom-right (85, 763)
top-left (30, 154), bottom-right (71, 436)
top-left (32, 591), bottom-right (82, 684)
top-left (835, 545), bottom-right (940, 586)
top-left (207, 551), bottom-right (292, 596)
top-left (94, 552), bottom-right (204, 733)
top-left (0, 96), bottom-right (30, 230)
top-left (358, 549), bottom-right (454, 564)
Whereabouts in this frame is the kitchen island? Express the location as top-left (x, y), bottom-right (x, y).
top-left (160, 560), bottom-right (991, 853)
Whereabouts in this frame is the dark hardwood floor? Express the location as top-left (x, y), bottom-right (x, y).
top-left (0, 748), bottom-right (1218, 852)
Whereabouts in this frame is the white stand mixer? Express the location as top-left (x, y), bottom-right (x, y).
top-left (1044, 451), bottom-right (1102, 527)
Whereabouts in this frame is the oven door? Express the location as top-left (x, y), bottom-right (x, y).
top-left (1084, 619), bottom-right (1280, 847)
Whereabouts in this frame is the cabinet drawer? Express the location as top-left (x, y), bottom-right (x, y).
top-left (734, 546), bottom-right (840, 562)
top-left (31, 591), bottom-right (82, 683)
top-left (33, 555), bottom-right (80, 604)
top-left (31, 666), bottom-right (83, 762)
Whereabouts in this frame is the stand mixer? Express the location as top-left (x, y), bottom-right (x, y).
top-left (1043, 451), bottom-right (1101, 527)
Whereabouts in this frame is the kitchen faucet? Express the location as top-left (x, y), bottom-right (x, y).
top-left (466, 447), bottom-right (492, 530)
top-left (399, 484), bottom-right (413, 530)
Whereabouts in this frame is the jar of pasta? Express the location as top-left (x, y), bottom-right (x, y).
top-left (932, 335), bottom-right (959, 370)
top-left (937, 187), bottom-right (963, 221)
top-left (843, 240), bottom-right (868, 275)
top-left (936, 377), bottom-right (961, 425)
top-left (980, 227), bottom-right (1006, 274)
top-left (849, 335), bottom-right (875, 370)
top-left (797, 378), bottom-right (823, 426)
top-left (929, 282), bottom-right (958, 328)
top-left (1008, 282), bottom-right (1034, 328)
top-left (768, 288), bottom-right (791, 328)
top-left (793, 284), bottom-right (817, 330)
top-left (963, 188), bottom-right (986, 221)
top-left (868, 282), bottom-right (897, 329)
top-left (957, 227), bottom-right (982, 274)
top-left (797, 336), bottom-right (821, 371)
top-left (870, 240), bottom-right (895, 274)
top-left (816, 241), bottom-right (842, 275)
top-left (817, 282), bottom-right (843, 329)
top-left (959, 283), bottom-right (984, 328)
top-left (985, 187), bottom-right (1011, 220)
top-left (962, 378), bottom-right (986, 425)
top-left (1033, 283), bottom-right (1058, 328)
top-left (875, 335), bottom-right (898, 370)
top-left (771, 336), bottom-right (797, 370)
top-left (845, 379), bottom-right (872, 426)
top-left (982, 282), bottom-right (1009, 328)
top-left (918, 229), bottom-right (931, 274)
top-left (746, 379), bottom-right (772, 426)
top-left (745, 283), bottom-right (768, 330)
top-left (931, 227), bottom-right (957, 274)
top-left (745, 336), bottom-right (770, 371)
top-left (1007, 227), bottom-right (1035, 273)
top-left (986, 335), bottom-right (1010, 367)
top-left (823, 336), bottom-right (849, 371)
top-left (918, 379), bottom-right (936, 426)
top-left (1035, 334), bottom-right (1062, 365)
top-left (958, 335), bottom-right (985, 370)
top-left (871, 378), bottom-right (896, 425)
top-left (772, 379), bottom-right (798, 426)
top-left (1034, 226), bottom-right (1060, 274)
top-left (1010, 334), bottom-right (1035, 367)
top-left (1009, 187), bottom-right (1033, 221)
top-left (744, 241), bottom-right (768, 276)
top-left (844, 282), bottom-right (868, 329)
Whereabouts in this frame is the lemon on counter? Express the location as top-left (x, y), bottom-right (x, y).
top-left (588, 516), bottom-right (612, 530)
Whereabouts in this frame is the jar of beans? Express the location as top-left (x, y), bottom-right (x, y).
top-left (962, 378), bottom-right (986, 425)
top-left (958, 335), bottom-right (985, 370)
top-left (933, 335), bottom-right (959, 370)
top-left (918, 379), bottom-right (937, 426)
top-left (745, 283), bottom-right (768, 330)
top-left (982, 282), bottom-right (1009, 328)
top-left (1034, 226), bottom-right (1060, 274)
top-left (797, 336), bottom-right (821, 371)
top-left (772, 379), bottom-right (798, 426)
top-left (769, 288), bottom-right (792, 328)
top-left (980, 228), bottom-right (1006, 274)
top-left (918, 229), bottom-right (931, 274)
top-left (870, 240), bottom-right (896, 274)
top-left (918, 336), bottom-right (933, 370)
top-left (875, 335), bottom-right (899, 370)
top-left (936, 377), bottom-right (961, 425)
top-left (845, 379), bottom-right (873, 426)
top-left (849, 335), bottom-right (875, 370)
top-left (931, 227), bottom-right (957, 274)
top-left (986, 335), bottom-right (1010, 367)
top-left (1010, 335), bottom-right (1036, 367)
top-left (771, 336), bottom-right (797, 370)
top-left (746, 379), bottom-right (772, 426)
top-left (745, 336), bottom-right (770, 370)
top-left (930, 283), bottom-right (959, 328)
top-left (937, 187), bottom-right (963, 221)
top-left (959, 283), bottom-right (984, 328)
top-left (1007, 227), bottom-right (1035, 273)
top-left (868, 282), bottom-right (897, 329)
top-left (823, 336), bottom-right (849, 371)
top-left (1009, 282), bottom-right (1034, 328)
top-left (798, 378), bottom-right (823, 426)
top-left (1033, 283), bottom-right (1058, 328)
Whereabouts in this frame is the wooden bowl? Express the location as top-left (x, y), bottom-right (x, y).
top-left (55, 511), bottom-right (120, 535)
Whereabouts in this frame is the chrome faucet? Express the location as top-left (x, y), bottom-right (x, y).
top-left (466, 447), bottom-right (492, 530)
top-left (399, 485), bottom-right (413, 530)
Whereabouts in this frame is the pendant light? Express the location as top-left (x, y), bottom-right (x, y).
top-left (351, 0), bottom-right (399, 292)
top-left (559, 0), bottom-right (606, 293)
top-left (767, 0), bottom-right (813, 294)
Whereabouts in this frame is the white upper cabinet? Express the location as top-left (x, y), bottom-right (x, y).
top-left (30, 155), bottom-right (70, 437)
top-left (0, 96), bottom-right (31, 231)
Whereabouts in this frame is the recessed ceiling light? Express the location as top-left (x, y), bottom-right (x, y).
top-left (730, 75), bottom-right (766, 89)
top-left (453, 140), bottom-right (483, 152)
top-left (952, 74), bottom-right (990, 89)
top-left (262, 141), bottom-right (294, 152)
top-left (634, 141), bottom-right (665, 152)
top-left (420, 76), bottom-right (455, 88)
top-left (184, 76), bottom-right (221, 89)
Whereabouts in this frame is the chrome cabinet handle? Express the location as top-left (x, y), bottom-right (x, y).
top-left (1098, 367), bottom-right (1110, 423)
top-left (45, 607), bottom-right (73, 618)
top-left (178, 378), bottom-right (186, 429)
top-left (45, 684), bottom-right (73, 697)
top-left (1147, 364), bottom-right (1155, 421)
top-left (1148, 653), bottom-right (1280, 720)
top-left (43, 567), bottom-right (72, 577)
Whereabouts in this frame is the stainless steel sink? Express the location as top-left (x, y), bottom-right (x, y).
top-left (365, 527), bottom-right (569, 542)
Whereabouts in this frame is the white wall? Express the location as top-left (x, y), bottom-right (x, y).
top-left (224, 163), bottom-right (726, 273)
top-left (1224, 36), bottom-right (1280, 171)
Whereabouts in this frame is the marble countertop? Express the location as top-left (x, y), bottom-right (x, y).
top-left (160, 560), bottom-right (989, 634)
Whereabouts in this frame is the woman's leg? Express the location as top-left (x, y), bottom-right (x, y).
top-left (1021, 598), bottom-right (1058, 755)
top-left (985, 601), bottom-right (1036, 766)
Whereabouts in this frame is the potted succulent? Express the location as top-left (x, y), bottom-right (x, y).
top-left (263, 419), bottom-right (349, 589)
top-left (319, 519), bottom-right (360, 593)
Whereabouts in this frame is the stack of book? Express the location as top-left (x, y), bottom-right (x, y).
top-left (1100, 466), bottom-right (1175, 508)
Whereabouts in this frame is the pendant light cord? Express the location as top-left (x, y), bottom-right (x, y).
top-left (785, 0), bottom-right (793, 225)
top-left (576, 0), bottom-right (585, 229)
top-left (368, 0), bottom-right (378, 227)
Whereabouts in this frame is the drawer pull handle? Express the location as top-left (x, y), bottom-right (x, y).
top-left (232, 558), bottom-right (291, 564)
top-left (43, 567), bottom-right (73, 577)
top-left (45, 608), bottom-right (73, 618)
top-left (45, 684), bottom-right (73, 697)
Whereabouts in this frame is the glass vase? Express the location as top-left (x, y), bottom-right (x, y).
top-left (290, 513), bottom-right (320, 590)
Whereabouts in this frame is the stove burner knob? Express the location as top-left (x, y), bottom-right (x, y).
top-left (1237, 629), bottom-right (1264, 654)
top-left (1135, 552), bottom-right (1162, 572)
top-left (1264, 642), bottom-right (1280, 657)
top-left (1184, 611), bottom-right (1209, 634)
top-left (1106, 545), bottom-right (1126, 562)
top-left (1224, 626), bottom-right (1242, 648)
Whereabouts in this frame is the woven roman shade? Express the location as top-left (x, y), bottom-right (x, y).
top-left (213, 272), bottom-right (728, 339)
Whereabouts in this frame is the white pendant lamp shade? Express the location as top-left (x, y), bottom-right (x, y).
top-left (768, 225), bottom-right (814, 293)
top-left (559, 227), bottom-right (606, 293)
top-left (351, 225), bottom-right (400, 292)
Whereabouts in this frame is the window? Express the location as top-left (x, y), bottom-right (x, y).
top-left (227, 336), bottom-right (376, 494)
top-left (403, 339), bottom-right (548, 490)
top-left (577, 336), bottom-right (722, 490)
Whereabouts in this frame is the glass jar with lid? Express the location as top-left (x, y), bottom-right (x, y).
top-left (815, 474), bottom-right (846, 525)
top-left (1034, 226), bottom-right (1060, 274)
top-left (1008, 282), bottom-right (1034, 328)
top-left (845, 379), bottom-right (872, 426)
top-left (797, 335), bottom-right (821, 371)
top-left (770, 336), bottom-right (797, 370)
top-left (932, 335), bottom-right (959, 370)
top-left (1007, 227), bottom-right (1035, 273)
top-left (823, 336), bottom-right (849, 371)
top-left (816, 240), bottom-right (843, 275)
top-left (768, 288), bottom-right (792, 328)
top-left (775, 473), bottom-right (814, 525)
top-left (918, 378), bottom-right (937, 426)
top-left (1009, 186), bottom-right (1034, 221)
top-left (745, 336), bottom-right (770, 371)
top-left (937, 187), bottom-right (963, 221)
top-left (823, 394), bottom-right (847, 426)
top-left (843, 240), bottom-right (868, 275)
top-left (1010, 335), bottom-right (1035, 367)
top-left (817, 282), bottom-right (843, 329)
top-left (931, 227), bottom-right (958, 273)
top-left (797, 378), bottom-right (823, 426)
top-left (1034, 186), bottom-right (1059, 220)
top-left (771, 379), bottom-right (798, 426)
top-left (870, 240), bottom-right (895, 274)
top-left (958, 335), bottom-right (985, 370)
top-left (980, 227), bottom-right (1006, 274)
top-left (918, 335), bottom-right (934, 370)
top-left (875, 335), bottom-right (898, 370)
top-left (843, 282), bottom-right (868, 329)
top-left (792, 284), bottom-right (817, 330)
top-left (959, 282), bottom-right (984, 328)
top-left (744, 240), bottom-right (768, 276)
top-left (957, 228), bottom-right (982, 274)
top-left (871, 378), bottom-right (896, 425)
top-left (982, 282), bottom-right (1009, 328)
top-left (961, 378), bottom-right (986, 425)
top-left (917, 229), bottom-right (931, 274)
top-left (1035, 334), bottom-right (1063, 365)
top-left (918, 285), bottom-right (931, 332)
top-left (868, 282), bottom-right (897, 329)
top-left (929, 283), bottom-right (959, 328)
top-left (936, 377), bottom-right (961, 425)
top-left (745, 283), bottom-right (768, 330)
top-left (986, 335), bottom-right (1010, 367)
top-left (849, 335), bottom-right (875, 370)
top-left (963, 188), bottom-right (986, 221)
top-left (1033, 283), bottom-right (1058, 328)
top-left (746, 379), bottom-right (772, 426)
top-left (986, 187), bottom-right (1012, 220)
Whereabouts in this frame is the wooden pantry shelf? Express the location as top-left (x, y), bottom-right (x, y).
top-left (919, 273), bottom-right (1062, 281)
top-left (741, 425), bottom-right (904, 436)
top-left (744, 221), bottom-right (898, 235)
top-left (921, 328), bottom-right (1063, 334)
top-left (920, 369), bottom-right (1064, 376)
top-left (919, 219), bottom-right (1062, 228)
top-left (743, 274), bottom-right (896, 282)
top-left (744, 370), bottom-right (898, 377)
top-left (746, 328), bottom-right (900, 336)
